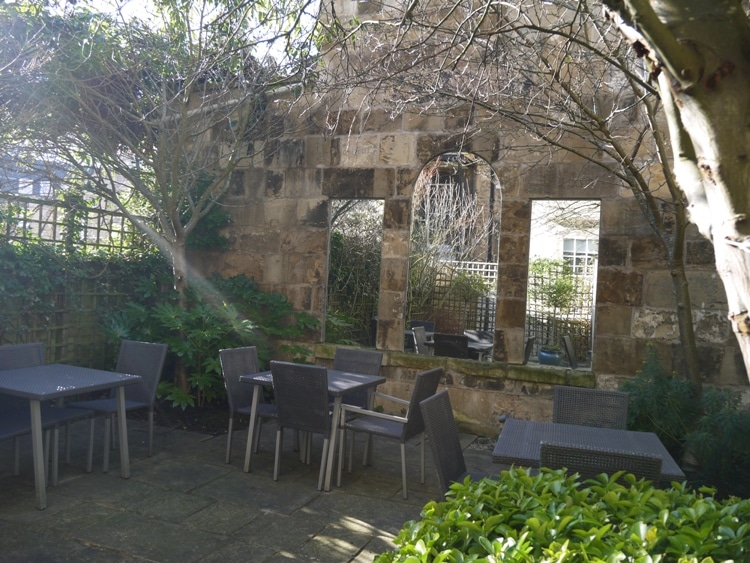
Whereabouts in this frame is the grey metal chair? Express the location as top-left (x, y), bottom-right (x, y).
top-left (540, 441), bottom-right (662, 485)
top-left (412, 326), bottom-right (431, 355)
top-left (219, 346), bottom-right (277, 464)
top-left (0, 342), bottom-right (95, 484)
top-left (68, 340), bottom-right (167, 472)
top-left (433, 333), bottom-right (469, 359)
top-left (420, 390), bottom-right (493, 496)
top-left (270, 361), bottom-right (332, 490)
top-left (337, 367), bottom-right (443, 499)
top-left (552, 385), bottom-right (630, 429)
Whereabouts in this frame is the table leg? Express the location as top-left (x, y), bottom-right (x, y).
top-left (324, 396), bottom-right (342, 491)
top-left (29, 399), bottom-right (47, 510)
top-left (243, 384), bottom-right (261, 473)
top-left (116, 386), bottom-right (131, 479)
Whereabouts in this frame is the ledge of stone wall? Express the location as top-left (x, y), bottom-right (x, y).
top-left (313, 343), bottom-right (596, 435)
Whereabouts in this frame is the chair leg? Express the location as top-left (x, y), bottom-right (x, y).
top-left (317, 438), bottom-right (329, 491)
top-left (65, 422), bottom-right (71, 464)
top-left (147, 410), bottom-right (154, 456)
top-left (51, 427), bottom-right (60, 486)
top-left (103, 416), bottom-right (111, 473)
top-left (273, 428), bottom-right (283, 481)
top-left (337, 428), bottom-right (345, 487)
top-left (13, 437), bottom-right (20, 475)
top-left (110, 414), bottom-right (116, 450)
top-left (86, 418), bottom-right (94, 473)
top-left (349, 431), bottom-right (356, 473)
top-left (400, 442), bottom-right (408, 499)
top-left (363, 432), bottom-right (372, 466)
top-left (225, 417), bottom-right (234, 464)
top-left (43, 430), bottom-right (50, 486)
top-left (420, 432), bottom-right (425, 484)
top-left (253, 419), bottom-right (262, 454)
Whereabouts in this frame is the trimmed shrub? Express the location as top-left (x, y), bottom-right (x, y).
top-left (377, 467), bottom-right (750, 562)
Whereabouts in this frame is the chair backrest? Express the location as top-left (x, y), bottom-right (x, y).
top-left (0, 342), bottom-right (45, 411)
top-left (333, 348), bottom-right (383, 407)
top-left (523, 336), bottom-right (535, 365)
top-left (116, 340), bottom-right (168, 405)
top-left (402, 367), bottom-right (443, 441)
top-left (433, 333), bottom-right (469, 359)
top-left (561, 335), bottom-right (577, 369)
top-left (552, 385), bottom-right (630, 429)
top-left (219, 346), bottom-right (260, 415)
top-left (271, 361), bottom-right (331, 437)
top-left (412, 326), bottom-right (429, 355)
top-left (420, 390), bottom-right (466, 495)
top-left (410, 320), bottom-right (435, 333)
top-left (540, 441), bottom-right (662, 485)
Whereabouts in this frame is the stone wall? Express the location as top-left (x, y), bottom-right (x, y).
top-left (188, 99), bottom-right (749, 433)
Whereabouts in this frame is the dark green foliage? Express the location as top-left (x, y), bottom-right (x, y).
top-left (183, 173), bottom-right (231, 251)
top-left (620, 343), bottom-right (700, 459)
top-left (686, 387), bottom-right (750, 499)
top-left (622, 344), bottom-right (750, 499)
top-left (106, 273), bottom-right (319, 409)
top-left (377, 467), bottom-right (750, 562)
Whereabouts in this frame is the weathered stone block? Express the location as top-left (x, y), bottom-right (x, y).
top-left (416, 134), bottom-right (463, 163)
top-left (396, 168), bottom-right (420, 196)
top-left (599, 237), bottom-right (628, 267)
top-left (495, 297), bottom-right (526, 328)
top-left (686, 237), bottom-right (715, 265)
top-left (280, 230), bottom-right (327, 254)
top-left (305, 136), bottom-right (334, 167)
top-left (322, 168), bottom-right (375, 198)
top-left (373, 169), bottom-right (396, 198)
top-left (340, 136), bottom-right (380, 167)
top-left (597, 268), bottom-right (643, 305)
top-left (592, 336), bottom-right (647, 376)
top-left (498, 234), bottom-right (529, 264)
top-left (380, 135), bottom-right (415, 165)
top-left (380, 257), bottom-right (407, 292)
top-left (496, 263), bottom-right (528, 299)
top-left (632, 308), bottom-right (679, 339)
top-left (499, 199), bottom-right (532, 233)
top-left (595, 304), bottom-right (632, 336)
top-left (383, 199), bottom-right (410, 229)
top-left (631, 235), bottom-right (669, 268)
top-left (382, 229), bottom-right (410, 258)
top-left (297, 200), bottom-right (328, 227)
top-left (284, 254), bottom-right (326, 284)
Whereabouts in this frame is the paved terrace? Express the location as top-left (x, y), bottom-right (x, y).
top-left (0, 417), bottom-right (500, 562)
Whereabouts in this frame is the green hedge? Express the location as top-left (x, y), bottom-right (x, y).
top-left (377, 467), bottom-right (750, 562)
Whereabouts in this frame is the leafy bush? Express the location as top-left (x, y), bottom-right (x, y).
top-left (377, 467), bottom-right (750, 562)
top-left (106, 273), bottom-right (319, 409)
top-left (620, 343), bottom-right (700, 459)
top-left (622, 344), bottom-right (750, 499)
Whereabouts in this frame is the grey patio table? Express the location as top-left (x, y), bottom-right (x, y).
top-left (240, 369), bottom-right (386, 491)
top-left (0, 364), bottom-right (141, 509)
top-left (492, 418), bottom-right (685, 482)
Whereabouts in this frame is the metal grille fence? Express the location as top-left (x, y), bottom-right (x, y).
top-left (429, 261), bottom-right (497, 333)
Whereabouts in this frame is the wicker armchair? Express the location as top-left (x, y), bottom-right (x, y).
top-left (552, 385), bottom-right (630, 429)
top-left (540, 441), bottom-right (662, 485)
top-left (332, 347), bottom-right (383, 407)
top-left (420, 390), bottom-right (493, 496)
top-left (433, 333), bottom-right (469, 359)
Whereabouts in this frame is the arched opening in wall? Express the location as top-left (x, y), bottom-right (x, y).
top-left (325, 199), bottom-right (384, 346)
top-left (406, 151), bottom-right (500, 360)
top-left (526, 200), bottom-right (601, 368)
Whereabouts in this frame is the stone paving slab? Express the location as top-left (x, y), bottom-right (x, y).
top-left (0, 418), bottom-right (501, 562)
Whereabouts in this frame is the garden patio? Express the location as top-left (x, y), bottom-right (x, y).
top-left (0, 415), bottom-right (499, 562)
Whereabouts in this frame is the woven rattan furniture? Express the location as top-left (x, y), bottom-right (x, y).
top-left (240, 367), bottom-right (386, 490)
top-left (433, 333), bottom-right (470, 359)
top-left (0, 362), bottom-right (141, 509)
top-left (540, 441), bottom-right (663, 484)
top-left (219, 346), bottom-right (277, 464)
top-left (0, 343), bottom-right (96, 486)
top-left (332, 347), bottom-right (383, 407)
top-left (420, 390), bottom-right (493, 496)
top-left (337, 367), bottom-right (443, 499)
top-left (492, 418), bottom-right (685, 482)
top-left (69, 340), bottom-right (167, 472)
top-left (412, 326), bottom-right (431, 356)
top-left (270, 361), bottom-right (332, 490)
top-left (552, 385), bottom-right (630, 429)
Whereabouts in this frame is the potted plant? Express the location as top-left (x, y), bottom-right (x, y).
top-left (528, 259), bottom-right (577, 365)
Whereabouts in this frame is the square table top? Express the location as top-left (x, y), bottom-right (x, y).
top-left (493, 418), bottom-right (685, 481)
top-left (241, 369), bottom-right (386, 397)
top-left (0, 363), bottom-right (141, 401)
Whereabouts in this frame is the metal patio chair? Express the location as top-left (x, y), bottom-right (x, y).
top-left (337, 367), bottom-right (443, 499)
top-left (219, 346), bottom-right (277, 463)
top-left (420, 390), bottom-right (493, 496)
top-left (433, 333), bottom-right (470, 359)
top-left (68, 340), bottom-right (167, 472)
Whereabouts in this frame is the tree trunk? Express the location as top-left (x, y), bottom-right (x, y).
top-left (602, 0), bottom-right (750, 382)
top-left (171, 239), bottom-right (190, 392)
